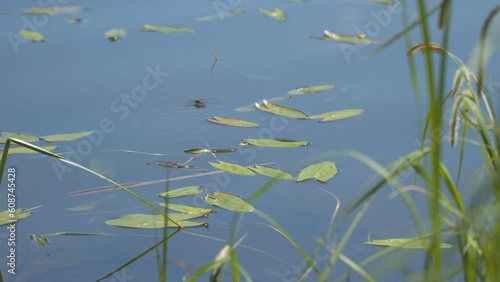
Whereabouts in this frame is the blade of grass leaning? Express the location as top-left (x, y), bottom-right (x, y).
top-left (249, 165), bottom-right (294, 180)
top-left (140, 25), bottom-right (194, 34)
top-left (296, 161), bottom-right (338, 182)
top-left (258, 8), bottom-right (286, 21)
top-left (255, 99), bottom-right (307, 119)
top-left (6, 138), bottom-right (182, 228)
top-left (204, 192), bottom-right (255, 212)
top-left (287, 84), bottom-right (335, 95)
top-left (158, 185), bottom-right (203, 198)
top-left (309, 109), bottom-right (364, 122)
top-left (364, 238), bottom-right (453, 249)
top-left (207, 116), bottom-right (259, 128)
top-left (105, 213), bottom-right (207, 229)
top-left (41, 131), bottom-right (92, 142)
top-left (2, 132), bottom-right (39, 142)
top-left (5, 146), bottom-right (57, 155)
top-left (241, 138), bottom-right (309, 148)
top-left (208, 160), bottom-right (255, 176)
top-left (18, 29), bottom-right (45, 42)
top-left (159, 203), bottom-right (214, 214)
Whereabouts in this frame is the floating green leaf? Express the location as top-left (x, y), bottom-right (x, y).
top-left (105, 213), bottom-right (207, 229)
top-left (66, 201), bottom-right (98, 212)
top-left (18, 29), bottom-right (46, 42)
top-left (234, 96), bottom-right (291, 112)
top-left (140, 25), bottom-right (194, 34)
top-left (29, 234), bottom-right (49, 247)
top-left (255, 99), bottom-right (307, 119)
top-left (259, 8), bottom-right (286, 21)
top-left (158, 185), bottom-right (203, 198)
top-left (249, 165), bottom-right (294, 180)
top-left (364, 238), bottom-right (453, 249)
top-left (204, 192), bottom-right (255, 212)
top-left (0, 209), bottom-right (33, 226)
top-left (297, 161), bottom-right (338, 182)
top-left (367, 0), bottom-right (393, 4)
top-left (159, 203), bottom-right (214, 214)
top-left (240, 139), bottom-right (309, 148)
top-left (311, 30), bottom-right (384, 44)
top-left (104, 28), bottom-right (126, 42)
top-left (4, 146), bottom-right (57, 155)
top-left (209, 161), bottom-right (255, 176)
top-left (287, 84), bottom-right (335, 95)
top-left (184, 148), bottom-right (235, 154)
top-left (41, 131), bottom-right (92, 142)
top-left (309, 109), bottom-right (364, 122)
top-left (207, 116), bottom-right (259, 128)
top-left (2, 132), bottom-right (39, 142)
top-left (23, 6), bottom-right (86, 15)
top-left (196, 9), bottom-right (244, 21)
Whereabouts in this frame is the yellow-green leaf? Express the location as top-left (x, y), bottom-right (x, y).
top-left (204, 192), bottom-right (255, 212)
top-left (309, 109), bottom-right (364, 122)
top-left (0, 137), bottom-right (6, 144)
top-left (312, 30), bottom-right (384, 44)
top-left (0, 209), bottom-right (33, 226)
top-left (158, 185), bottom-right (203, 198)
top-left (207, 116), bottom-right (259, 128)
top-left (249, 165), bottom-right (294, 180)
top-left (255, 99), bottom-right (307, 119)
top-left (208, 161), bottom-right (255, 176)
top-left (104, 28), bottom-right (126, 42)
top-left (259, 8), bottom-right (286, 21)
top-left (364, 238), bottom-right (453, 249)
top-left (24, 6), bottom-right (86, 15)
top-left (196, 9), bottom-right (244, 21)
top-left (105, 213), bottom-right (207, 229)
top-left (5, 146), bottom-right (57, 155)
top-left (140, 25), bottom-right (194, 34)
top-left (41, 131), bottom-right (92, 142)
top-left (159, 203), bottom-right (214, 214)
top-left (287, 84), bottom-right (335, 95)
top-left (297, 161), bottom-right (338, 183)
top-left (184, 148), bottom-right (235, 154)
top-left (234, 96), bottom-right (291, 112)
top-left (18, 30), bottom-right (45, 42)
top-left (2, 132), bottom-right (39, 142)
top-left (29, 234), bottom-right (49, 247)
top-left (240, 139), bottom-right (309, 148)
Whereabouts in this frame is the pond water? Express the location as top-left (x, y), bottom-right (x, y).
top-left (1, 1), bottom-right (499, 281)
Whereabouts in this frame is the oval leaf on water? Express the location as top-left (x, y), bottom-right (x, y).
top-left (29, 234), bottom-right (49, 247)
top-left (41, 131), bottom-right (92, 142)
top-left (159, 203), bottom-right (214, 214)
top-left (259, 8), bottom-right (286, 21)
top-left (184, 148), bottom-right (235, 154)
top-left (5, 146), bottom-right (57, 155)
top-left (140, 25), bottom-right (194, 34)
top-left (209, 161), bottom-right (255, 176)
top-left (204, 192), bottom-right (254, 212)
top-left (105, 213), bottom-right (207, 229)
top-left (312, 30), bottom-right (384, 44)
top-left (297, 161), bottom-right (338, 183)
top-left (18, 29), bottom-right (46, 42)
top-left (207, 116), bottom-right (259, 128)
top-left (240, 139), bottom-right (309, 148)
top-left (364, 238), bottom-right (453, 249)
top-left (235, 96), bottom-right (291, 112)
top-left (0, 209), bottom-right (33, 226)
top-left (24, 6), bottom-right (86, 15)
top-left (196, 9), bottom-right (244, 21)
top-left (2, 132), bottom-right (39, 142)
top-left (309, 109), bottom-right (364, 122)
top-left (287, 84), bottom-right (335, 95)
top-left (255, 99), bottom-right (307, 119)
top-left (158, 185), bottom-right (203, 198)
top-left (104, 28), bottom-right (126, 42)
top-left (249, 165), bottom-right (294, 180)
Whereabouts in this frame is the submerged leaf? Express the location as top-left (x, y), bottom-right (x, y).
top-left (207, 116), bottom-right (259, 128)
top-left (41, 131), bottom-right (92, 142)
top-left (66, 202), bottom-right (98, 212)
top-left (241, 139), bottom-right (309, 148)
top-left (205, 192), bottom-right (255, 212)
top-left (0, 209), bottom-right (33, 226)
top-left (255, 99), bottom-right (307, 119)
top-left (259, 8), bottom-right (286, 21)
top-left (312, 30), bottom-right (384, 44)
top-left (104, 28), bottom-right (126, 42)
top-left (68, 18), bottom-right (89, 24)
top-left (140, 25), bottom-right (194, 34)
top-left (209, 161), bottom-right (255, 176)
top-left (29, 234), bottom-right (49, 247)
top-left (158, 185), bottom-right (203, 198)
top-left (364, 238), bottom-right (453, 249)
top-left (2, 132), bottom-right (39, 142)
top-left (24, 6), bottom-right (86, 15)
top-left (159, 203), bottom-right (214, 214)
top-left (105, 213), bottom-right (207, 229)
top-left (309, 109), bottom-right (364, 122)
top-left (184, 148), bottom-right (235, 154)
top-left (196, 9), bottom-right (244, 21)
top-left (297, 161), bottom-right (338, 182)
top-left (249, 165), bottom-right (294, 180)
top-left (287, 84), bottom-right (335, 95)
top-left (0, 11), bottom-right (13, 16)
top-left (5, 146), bottom-right (57, 155)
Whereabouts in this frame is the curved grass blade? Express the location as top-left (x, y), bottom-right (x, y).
top-left (41, 131), bottom-right (92, 142)
top-left (311, 30), bottom-right (383, 44)
top-left (255, 99), bottom-right (307, 119)
top-left (105, 213), bottom-right (207, 229)
top-left (364, 238), bottom-right (453, 249)
top-left (158, 185), bottom-right (202, 198)
top-left (241, 138), bottom-right (309, 148)
top-left (287, 84), bottom-right (335, 95)
top-left (208, 161), bottom-right (255, 176)
top-left (297, 161), bottom-right (338, 183)
top-left (258, 8), bottom-right (286, 21)
top-left (196, 9), bottom-right (243, 21)
top-left (184, 148), bottom-right (235, 154)
top-left (207, 116), bottom-right (259, 128)
top-left (2, 132), bottom-right (39, 142)
top-left (204, 192), bottom-right (255, 212)
top-left (5, 146), bottom-right (57, 155)
top-left (140, 25), bottom-right (194, 34)
top-left (249, 165), bottom-right (294, 180)
top-left (104, 28), bottom-right (126, 42)
top-left (309, 109), bottom-right (364, 122)
top-left (159, 203), bottom-right (214, 214)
